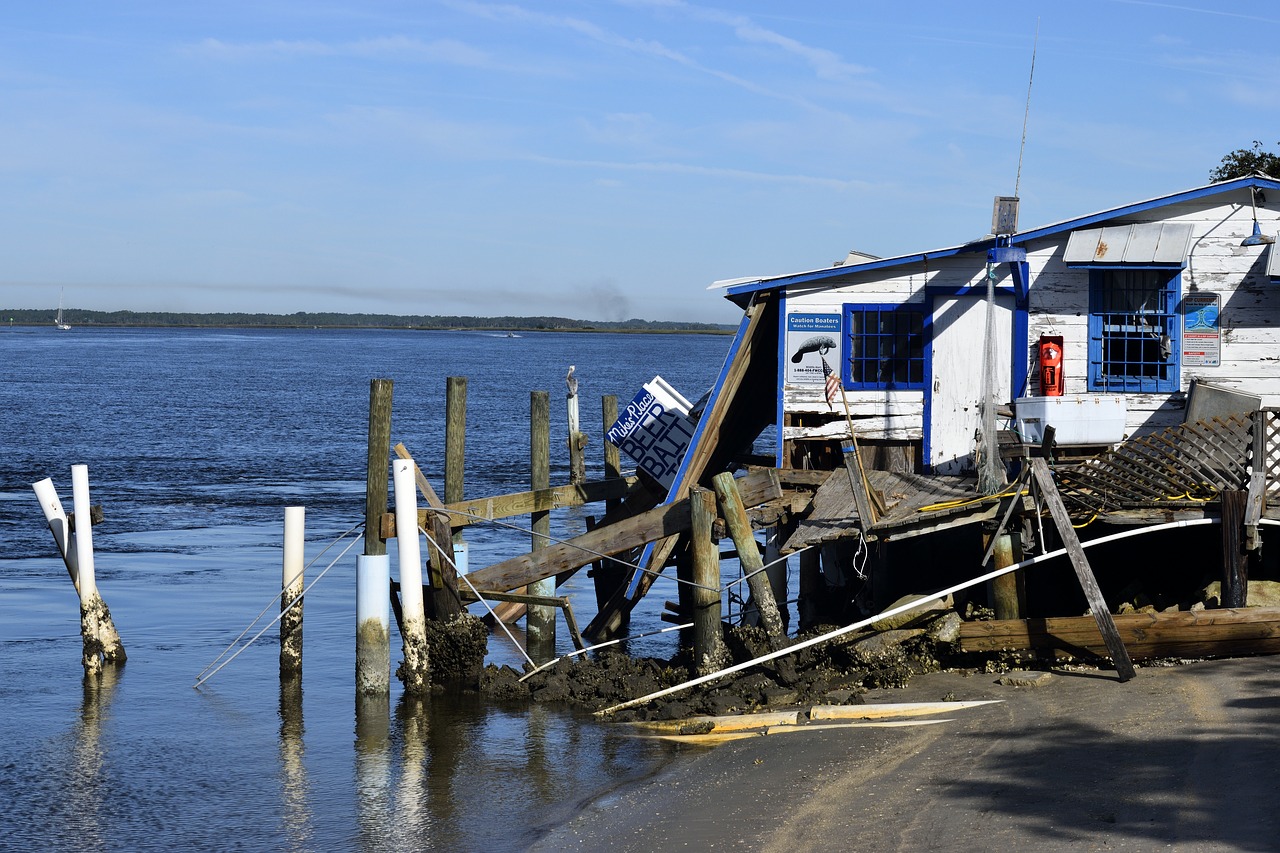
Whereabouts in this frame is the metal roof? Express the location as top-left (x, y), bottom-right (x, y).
top-left (716, 175), bottom-right (1280, 304)
top-left (1062, 222), bottom-right (1194, 266)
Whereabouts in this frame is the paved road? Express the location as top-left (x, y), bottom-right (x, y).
top-left (530, 657), bottom-right (1280, 851)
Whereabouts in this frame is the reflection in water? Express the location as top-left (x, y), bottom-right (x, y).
top-left (69, 667), bottom-right (120, 853)
top-left (278, 675), bottom-right (312, 851)
top-left (355, 693), bottom-right (391, 851)
top-left (392, 696), bottom-right (432, 849)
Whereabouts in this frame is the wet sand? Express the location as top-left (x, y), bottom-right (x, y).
top-left (530, 656), bottom-right (1280, 851)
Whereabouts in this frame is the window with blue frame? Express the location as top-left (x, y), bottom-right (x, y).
top-left (1087, 268), bottom-right (1181, 393)
top-left (841, 303), bottom-right (926, 390)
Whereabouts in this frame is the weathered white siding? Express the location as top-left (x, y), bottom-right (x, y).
top-left (779, 185), bottom-right (1280, 450)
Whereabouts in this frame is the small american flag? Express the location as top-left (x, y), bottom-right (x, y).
top-left (821, 357), bottom-right (840, 409)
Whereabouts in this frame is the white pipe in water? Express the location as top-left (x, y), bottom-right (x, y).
top-left (71, 464), bottom-right (96, 605)
top-left (280, 506), bottom-right (306, 677)
top-left (393, 460), bottom-right (425, 624)
top-left (32, 477), bottom-right (79, 592)
top-left (356, 554), bottom-right (391, 695)
top-left (392, 458), bottom-right (430, 694)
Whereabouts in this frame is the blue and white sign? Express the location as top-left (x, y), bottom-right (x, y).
top-left (785, 312), bottom-right (841, 384)
top-left (606, 376), bottom-right (696, 489)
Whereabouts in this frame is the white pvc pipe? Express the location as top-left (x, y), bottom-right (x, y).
top-left (71, 464), bottom-right (96, 604)
top-left (357, 554), bottom-right (391, 634)
top-left (32, 477), bottom-right (79, 592)
top-left (282, 507), bottom-right (306, 595)
top-left (392, 459), bottom-right (425, 624)
top-left (356, 554), bottom-right (391, 694)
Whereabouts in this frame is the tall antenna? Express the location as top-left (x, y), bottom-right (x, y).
top-left (1014, 19), bottom-right (1039, 198)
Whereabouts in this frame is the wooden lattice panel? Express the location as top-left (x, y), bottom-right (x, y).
top-left (1260, 408), bottom-right (1280, 501)
top-left (1050, 413), bottom-right (1256, 515)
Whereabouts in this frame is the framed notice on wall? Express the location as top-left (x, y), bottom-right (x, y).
top-left (1183, 292), bottom-right (1220, 368)
top-left (785, 312), bottom-right (841, 384)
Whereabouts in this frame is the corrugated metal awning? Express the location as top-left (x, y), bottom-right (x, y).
top-left (1063, 222), bottom-right (1194, 266)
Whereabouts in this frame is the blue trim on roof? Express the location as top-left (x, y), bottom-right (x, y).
top-left (723, 176), bottom-right (1280, 301)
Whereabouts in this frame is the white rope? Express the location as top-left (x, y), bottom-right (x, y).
top-left (195, 521), bottom-right (364, 682)
top-left (193, 527), bottom-right (363, 689)
top-left (597, 516), bottom-right (1223, 716)
top-left (420, 522), bottom-right (536, 669)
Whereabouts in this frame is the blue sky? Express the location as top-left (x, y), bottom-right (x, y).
top-left (2, 1), bottom-right (1277, 324)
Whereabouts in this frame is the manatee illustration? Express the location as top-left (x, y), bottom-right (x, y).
top-left (790, 335), bottom-right (837, 363)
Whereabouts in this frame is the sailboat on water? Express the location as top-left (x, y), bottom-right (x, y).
top-left (55, 289), bottom-right (71, 331)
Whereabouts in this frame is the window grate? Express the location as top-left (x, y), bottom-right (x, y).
top-left (842, 305), bottom-right (926, 390)
top-left (1088, 269), bottom-right (1180, 393)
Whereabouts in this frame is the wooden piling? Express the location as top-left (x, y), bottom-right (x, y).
top-left (711, 472), bottom-right (786, 638)
top-left (392, 459), bottom-right (430, 695)
top-left (591, 395), bottom-right (628, 612)
top-left (528, 390), bottom-right (556, 661)
top-left (1221, 490), bottom-right (1249, 608)
top-left (365, 379), bottom-right (393, 558)
top-left (988, 532), bottom-right (1024, 620)
top-left (280, 506), bottom-right (305, 678)
top-left (690, 487), bottom-right (728, 675)
top-left (445, 377), bottom-right (466, 534)
top-left (566, 366), bottom-right (586, 485)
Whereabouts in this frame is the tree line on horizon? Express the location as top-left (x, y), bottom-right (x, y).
top-left (3, 308), bottom-right (734, 333)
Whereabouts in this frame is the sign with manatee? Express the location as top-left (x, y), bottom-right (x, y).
top-left (786, 312), bottom-right (841, 385)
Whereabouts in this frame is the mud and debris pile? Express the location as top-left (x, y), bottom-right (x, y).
top-left (478, 609), bottom-right (968, 721)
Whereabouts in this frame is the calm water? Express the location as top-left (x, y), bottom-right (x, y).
top-left (0, 326), bottom-right (730, 851)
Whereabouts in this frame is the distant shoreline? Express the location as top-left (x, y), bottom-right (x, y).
top-left (1, 310), bottom-right (736, 335)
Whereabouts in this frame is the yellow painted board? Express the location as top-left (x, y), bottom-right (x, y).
top-left (808, 700), bottom-right (1001, 721)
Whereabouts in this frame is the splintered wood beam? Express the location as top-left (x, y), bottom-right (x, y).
top-left (379, 477), bottom-right (640, 536)
top-left (959, 607), bottom-right (1280, 660)
top-left (1029, 457), bottom-right (1135, 682)
top-left (465, 497), bottom-right (694, 593)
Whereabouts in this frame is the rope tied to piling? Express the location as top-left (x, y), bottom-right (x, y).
top-left (193, 522), bottom-right (364, 689)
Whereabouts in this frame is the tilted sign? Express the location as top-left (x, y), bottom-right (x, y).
top-left (606, 376), bottom-right (696, 490)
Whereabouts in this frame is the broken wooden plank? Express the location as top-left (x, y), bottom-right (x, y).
top-left (1029, 457), bottom-right (1136, 682)
top-left (466, 498), bottom-right (693, 593)
top-left (959, 606), bottom-right (1280, 660)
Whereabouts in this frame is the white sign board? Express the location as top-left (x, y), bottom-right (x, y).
top-left (606, 377), bottom-right (696, 490)
top-left (1183, 292), bottom-right (1221, 368)
top-left (785, 312), bottom-right (841, 385)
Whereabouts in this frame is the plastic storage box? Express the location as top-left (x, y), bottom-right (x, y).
top-left (1014, 394), bottom-right (1127, 445)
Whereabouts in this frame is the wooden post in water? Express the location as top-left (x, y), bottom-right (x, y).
top-left (712, 472), bottom-right (797, 683)
top-left (591, 395), bottom-right (628, 611)
top-left (280, 506), bottom-right (305, 678)
top-left (71, 464), bottom-right (106, 676)
top-left (358, 379), bottom-right (393, 694)
top-left (445, 377), bottom-right (468, 575)
top-left (365, 379), bottom-right (393, 559)
top-left (566, 366), bottom-right (586, 485)
top-left (528, 390), bottom-right (556, 662)
top-left (711, 472), bottom-right (785, 638)
top-left (1222, 490), bottom-right (1249, 608)
top-left (392, 459), bottom-right (430, 695)
top-left (690, 487), bottom-right (728, 676)
top-left (31, 477), bottom-right (125, 663)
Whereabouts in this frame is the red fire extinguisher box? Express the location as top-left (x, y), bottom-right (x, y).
top-left (1038, 335), bottom-right (1064, 396)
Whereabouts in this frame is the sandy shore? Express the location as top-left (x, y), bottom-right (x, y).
top-left (529, 656), bottom-right (1280, 851)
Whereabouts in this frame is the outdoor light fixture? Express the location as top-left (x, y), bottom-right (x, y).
top-left (1242, 186), bottom-right (1275, 246)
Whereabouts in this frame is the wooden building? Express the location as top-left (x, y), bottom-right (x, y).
top-left (713, 174), bottom-right (1280, 476)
